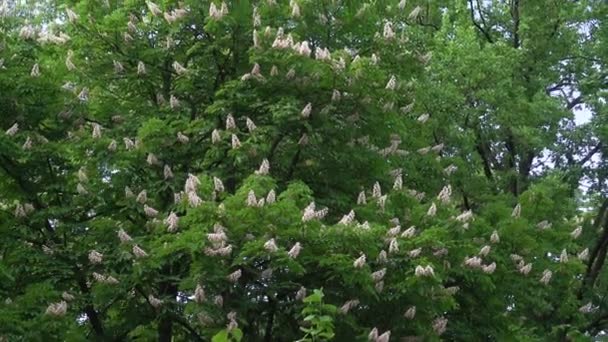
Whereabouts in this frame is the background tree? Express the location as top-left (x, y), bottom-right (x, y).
top-left (0, 0), bottom-right (607, 341)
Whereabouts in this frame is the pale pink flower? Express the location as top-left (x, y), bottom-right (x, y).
top-left (146, 153), bottom-right (159, 166)
top-left (77, 168), bottom-right (88, 182)
top-left (266, 190), bottom-right (276, 204)
top-left (431, 143), bottom-right (445, 153)
top-left (389, 238), bottom-right (399, 254)
top-left (432, 317), bottom-right (448, 336)
top-left (227, 269), bottom-right (242, 283)
top-left (256, 159), bottom-right (270, 175)
top-left (368, 328), bottom-right (378, 341)
top-left (136, 190), bottom-right (147, 203)
top-left (264, 238), bottom-right (278, 253)
top-left (30, 63), bottom-right (40, 77)
top-left (62, 292), bottom-right (75, 301)
top-left (227, 311), bottom-right (238, 331)
top-left (519, 263), bottom-right (532, 275)
top-left (91, 123), bottom-right (102, 139)
top-left (6, 123), bottom-right (18, 136)
top-left (211, 129), bottom-right (221, 144)
top-left (253, 29), bottom-right (260, 47)
top-left (479, 245), bottom-right (491, 257)
top-left (286, 67), bottom-right (296, 79)
top-left (301, 103), bottom-right (312, 118)
top-left (339, 299), bottom-right (360, 314)
top-left (22, 136), bottom-right (32, 150)
top-left (417, 113), bottom-right (429, 123)
top-left (444, 164), bottom-right (458, 175)
top-left (427, 202), bottom-right (437, 216)
top-left (482, 262), bottom-right (496, 274)
top-left (437, 185), bottom-right (452, 203)
top-left (213, 177), bottom-right (224, 193)
top-left (246, 190), bottom-right (257, 207)
top-left (445, 286), bottom-right (460, 295)
top-left (207, 231), bottom-right (227, 243)
top-left (146, 1), bottom-right (162, 16)
top-left (404, 306), bottom-right (416, 319)
top-left (231, 134), bottom-right (241, 149)
top-left (464, 256), bottom-right (483, 268)
top-left (393, 175), bottom-right (403, 190)
top-left (339, 210), bottom-right (355, 225)
top-left (288, 242), bottom-right (302, 258)
top-left (371, 268), bottom-right (386, 282)
top-left (302, 202), bottom-right (316, 222)
top-left (490, 230), bottom-right (500, 243)
top-left (214, 295), bottom-right (224, 307)
top-left (353, 254), bottom-right (366, 268)
top-left (88, 250), bottom-right (103, 264)
top-left (118, 228), bottom-right (132, 243)
top-left (578, 248), bottom-right (589, 261)
top-left (163, 165), bottom-right (174, 179)
top-left (296, 286), bottom-right (307, 301)
top-left (377, 331), bottom-right (390, 342)
top-left (510, 254), bottom-right (523, 262)
top-left (133, 245), bottom-right (148, 258)
top-left (579, 302), bottom-right (596, 314)
top-left (194, 284), bottom-right (205, 303)
top-left (415, 265), bottom-right (434, 277)
top-left (174, 192), bottom-right (183, 204)
top-left (170, 95), bottom-right (180, 109)
top-left (220, 2), bottom-right (228, 15)
top-left (332, 89), bottom-right (341, 101)
top-left (377, 250), bottom-right (388, 264)
top-left (357, 191), bottom-right (367, 205)
top-left (298, 40), bottom-right (311, 57)
top-left (387, 225), bottom-right (401, 237)
top-left (122, 137), bottom-right (134, 150)
top-left (137, 61), bottom-right (146, 75)
top-left (417, 146), bottom-right (431, 155)
top-left (385, 75), bottom-right (397, 90)
top-left (571, 226), bottom-right (583, 239)
top-left (315, 47), bottom-right (331, 60)
top-left (290, 1), bottom-right (300, 17)
top-left (19, 25), bottom-right (36, 40)
top-left (537, 220), bottom-right (552, 230)
top-left (401, 226), bottom-right (416, 238)
top-left (409, 248), bottom-right (422, 258)
top-left (148, 294), bottom-right (162, 308)
top-left (372, 181), bottom-right (382, 198)
top-left (246, 117), bottom-right (257, 132)
top-left (185, 173), bottom-right (200, 193)
top-left (172, 61), bottom-right (187, 75)
top-left (164, 212), bottom-right (179, 232)
top-left (77, 183), bottom-right (88, 195)
top-left (560, 249), bottom-right (569, 263)
top-left (45, 301), bottom-right (68, 316)
top-left (512, 203), bottom-right (521, 218)
top-left (65, 50), bottom-right (76, 71)
top-left (177, 132), bottom-right (189, 144)
top-left (143, 204), bottom-right (158, 217)
top-left (540, 269), bottom-right (552, 285)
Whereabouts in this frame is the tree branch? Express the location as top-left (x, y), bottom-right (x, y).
top-left (511, 0), bottom-right (521, 48)
top-left (468, 0), bottom-right (494, 43)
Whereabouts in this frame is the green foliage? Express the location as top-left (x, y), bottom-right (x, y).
top-left (1, 0), bottom-right (608, 341)
top-left (298, 289), bottom-right (337, 342)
